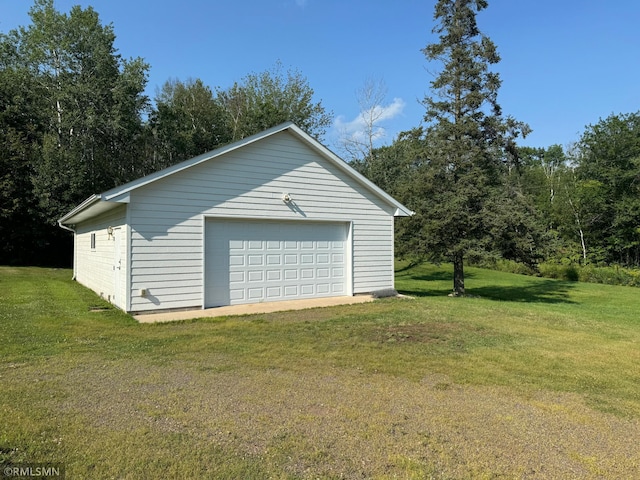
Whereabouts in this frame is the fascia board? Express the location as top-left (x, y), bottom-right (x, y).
top-left (58, 194), bottom-right (101, 225)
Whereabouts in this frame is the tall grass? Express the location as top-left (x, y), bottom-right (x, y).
top-left (478, 257), bottom-right (640, 286)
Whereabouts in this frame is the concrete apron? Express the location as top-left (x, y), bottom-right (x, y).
top-left (134, 295), bottom-right (375, 323)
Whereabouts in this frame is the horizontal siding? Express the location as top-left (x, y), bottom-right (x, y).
top-left (75, 205), bottom-right (127, 308)
top-left (128, 265), bottom-right (202, 276)
top-left (128, 131), bottom-right (397, 312)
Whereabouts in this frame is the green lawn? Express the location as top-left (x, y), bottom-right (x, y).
top-left (1, 264), bottom-right (639, 479)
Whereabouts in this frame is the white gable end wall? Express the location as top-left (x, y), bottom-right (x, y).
top-left (127, 131), bottom-right (396, 313)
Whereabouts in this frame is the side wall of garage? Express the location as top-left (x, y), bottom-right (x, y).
top-left (74, 205), bottom-right (128, 310)
top-left (126, 131), bottom-right (396, 313)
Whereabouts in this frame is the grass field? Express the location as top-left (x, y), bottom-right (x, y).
top-left (1, 263), bottom-right (639, 479)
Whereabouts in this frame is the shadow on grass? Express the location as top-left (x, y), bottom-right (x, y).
top-left (397, 270), bottom-right (477, 282)
top-left (469, 280), bottom-right (577, 304)
top-left (399, 278), bottom-right (577, 304)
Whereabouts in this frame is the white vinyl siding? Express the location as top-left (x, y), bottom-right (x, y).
top-left (127, 131), bottom-right (396, 313)
top-left (74, 205), bottom-right (127, 308)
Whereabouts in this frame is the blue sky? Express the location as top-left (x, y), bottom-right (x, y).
top-left (2, 0), bottom-right (639, 152)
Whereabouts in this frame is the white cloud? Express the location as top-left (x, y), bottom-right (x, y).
top-left (334, 97), bottom-right (406, 146)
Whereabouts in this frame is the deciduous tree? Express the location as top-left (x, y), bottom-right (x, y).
top-left (16, 0), bottom-right (149, 218)
top-left (0, 0), bottom-right (149, 264)
top-left (149, 78), bottom-right (226, 170)
top-left (574, 112), bottom-right (640, 266)
top-left (215, 62), bottom-right (332, 142)
top-left (338, 77), bottom-right (393, 165)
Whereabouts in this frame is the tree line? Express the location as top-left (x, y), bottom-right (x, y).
top-left (0, 0), bottom-right (331, 265)
top-left (357, 111), bottom-right (640, 275)
top-left (2, 0), bottom-right (638, 291)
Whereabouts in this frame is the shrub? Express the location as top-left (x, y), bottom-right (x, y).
top-left (578, 265), bottom-right (640, 287)
top-left (538, 262), bottom-right (640, 286)
top-left (471, 258), bottom-right (537, 276)
top-left (538, 263), bottom-right (578, 281)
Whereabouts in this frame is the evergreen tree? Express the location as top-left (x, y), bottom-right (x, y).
top-left (401, 0), bottom-right (530, 295)
top-left (351, 127), bottom-right (426, 200)
top-left (0, 52), bottom-right (49, 265)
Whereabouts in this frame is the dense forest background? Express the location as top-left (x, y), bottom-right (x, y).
top-left (2, 0), bottom-right (639, 282)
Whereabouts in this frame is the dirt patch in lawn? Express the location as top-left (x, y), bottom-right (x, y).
top-left (375, 322), bottom-right (475, 343)
top-left (57, 361), bottom-right (640, 479)
top-left (371, 321), bottom-right (504, 354)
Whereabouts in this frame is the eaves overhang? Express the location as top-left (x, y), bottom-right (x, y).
top-left (57, 193), bottom-right (128, 228)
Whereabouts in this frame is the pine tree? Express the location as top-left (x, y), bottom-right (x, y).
top-left (403, 0), bottom-right (530, 295)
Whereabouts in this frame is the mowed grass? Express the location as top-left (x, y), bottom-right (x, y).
top-left (1, 264), bottom-right (639, 479)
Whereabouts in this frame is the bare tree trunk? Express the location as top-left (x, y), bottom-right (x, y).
top-left (568, 196), bottom-right (587, 263)
top-left (577, 221), bottom-right (587, 263)
top-left (453, 252), bottom-right (465, 296)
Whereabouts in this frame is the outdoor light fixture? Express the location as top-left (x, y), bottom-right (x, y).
top-left (107, 226), bottom-right (114, 238)
top-left (282, 193), bottom-right (292, 203)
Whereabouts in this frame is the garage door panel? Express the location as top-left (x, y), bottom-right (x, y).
top-left (284, 254), bottom-right (298, 265)
top-left (230, 255), bottom-right (244, 266)
top-left (248, 254), bottom-right (263, 266)
top-left (284, 269), bottom-right (298, 280)
top-left (266, 255), bottom-right (281, 265)
top-left (229, 271), bottom-right (244, 283)
top-left (248, 287), bottom-right (263, 299)
top-left (266, 269), bottom-right (281, 281)
top-left (205, 220), bottom-right (349, 307)
top-left (248, 270), bottom-right (263, 282)
top-left (284, 285), bottom-right (298, 296)
top-left (230, 289), bottom-right (245, 301)
top-left (266, 286), bottom-right (281, 298)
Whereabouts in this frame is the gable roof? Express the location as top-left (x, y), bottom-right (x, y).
top-left (58, 122), bottom-right (413, 226)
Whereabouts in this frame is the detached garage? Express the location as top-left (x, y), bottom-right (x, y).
top-left (58, 122), bottom-right (413, 314)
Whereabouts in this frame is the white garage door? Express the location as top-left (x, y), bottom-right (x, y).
top-left (205, 220), bottom-right (350, 307)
